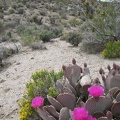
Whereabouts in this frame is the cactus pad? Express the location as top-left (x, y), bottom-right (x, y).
top-left (85, 96), bottom-right (107, 115)
top-left (56, 93), bottom-right (76, 110)
top-left (111, 102), bottom-right (120, 117)
top-left (43, 105), bottom-right (59, 119)
top-left (59, 107), bottom-right (70, 120)
top-left (47, 95), bottom-right (62, 111)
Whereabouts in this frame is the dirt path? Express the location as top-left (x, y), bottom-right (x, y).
top-left (0, 38), bottom-right (120, 120)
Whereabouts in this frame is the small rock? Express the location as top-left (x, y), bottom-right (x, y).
top-left (0, 79), bottom-right (6, 84)
top-left (4, 88), bottom-right (10, 93)
top-left (16, 62), bottom-right (21, 65)
top-left (31, 57), bottom-right (34, 59)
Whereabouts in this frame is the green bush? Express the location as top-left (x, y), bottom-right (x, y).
top-left (48, 87), bottom-right (58, 98)
top-left (49, 14), bottom-right (60, 25)
top-left (19, 69), bottom-right (63, 120)
top-left (7, 6), bottom-right (15, 14)
top-left (66, 31), bottom-right (83, 46)
top-left (102, 41), bottom-right (120, 58)
top-left (21, 35), bottom-right (36, 46)
top-left (39, 9), bottom-right (47, 16)
top-left (69, 18), bottom-right (80, 27)
top-left (0, 20), bottom-right (5, 33)
top-left (51, 26), bottom-right (63, 37)
top-left (17, 24), bottom-right (50, 44)
top-left (0, 13), bottom-right (4, 19)
top-left (80, 32), bottom-right (104, 54)
top-left (0, 4), bottom-right (3, 10)
top-left (17, 7), bottom-right (24, 14)
top-left (17, 24), bottom-right (62, 44)
top-left (39, 30), bottom-right (53, 42)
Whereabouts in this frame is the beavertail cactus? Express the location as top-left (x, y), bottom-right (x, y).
top-left (62, 58), bottom-right (82, 88)
top-left (99, 63), bottom-right (120, 91)
top-left (30, 60), bottom-right (120, 120)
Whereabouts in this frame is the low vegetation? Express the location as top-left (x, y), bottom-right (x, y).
top-left (0, 0), bottom-right (120, 57)
top-left (19, 70), bottom-right (63, 120)
top-left (19, 59), bottom-right (120, 120)
top-left (102, 41), bottom-right (120, 58)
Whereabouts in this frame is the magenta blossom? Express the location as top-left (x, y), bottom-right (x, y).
top-left (87, 115), bottom-right (96, 120)
top-left (72, 107), bottom-right (88, 120)
top-left (72, 107), bottom-right (96, 120)
top-left (88, 85), bottom-right (104, 97)
top-left (31, 96), bottom-right (44, 108)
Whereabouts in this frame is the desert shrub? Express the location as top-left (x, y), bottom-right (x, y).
top-left (61, 31), bottom-right (69, 40)
top-left (102, 41), bottom-right (120, 58)
top-left (7, 6), bottom-right (15, 14)
top-left (39, 9), bottom-right (47, 16)
top-left (69, 7), bottom-right (78, 16)
top-left (0, 13), bottom-right (4, 19)
top-left (66, 31), bottom-right (83, 46)
top-left (61, 21), bottom-right (70, 28)
top-left (49, 4), bottom-right (58, 12)
top-left (29, 2), bottom-right (38, 9)
top-left (19, 70), bottom-right (63, 120)
top-left (49, 14), bottom-right (60, 25)
top-left (80, 32), bottom-right (104, 53)
top-left (0, 4), bottom-right (3, 10)
top-left (21, 35), bottom-right (36, 46)
top-left (2, 32), bottom-right (12, 42)
top-left (29, 70), bottom-right (63, 99)
top-left (39, 30), bottom-right (53, 42)
top-left (5, 21), bottom-right (17, 28)
top-left (29, 14), bottom-right (37, 22)
top-left (30, 42), bottom-right (46, 50)
top-left (19, 99), bottom-right (33, 120)
top-left (51, 26), bottom-right (63, 37)
top-left (17, 2), bottom-right (24, 8)
top-left (53, 0), bottom-right (71, 4)
top-left (31, 16), bottom-right (43, 25)
top-left (17, 24), bottom-right (50, 44)
top-left (0, 20), bottom-right (4, 33)
top-left (58, 10), bottom-right (67, 19)
top-left (60, 12), bottom-right (67, 19)
top-left (69, 18), bottom-right (80, 27)
top-left (81, 1), bottom-right (120, 42)
top-left (17, 23), bottom-right (62, 44)
top-left (17, 7), bottom-right (24, 14)
top-left (48, 87), bottom-right (58, 98)
top-left (11, 3), bottom-right (18, 9)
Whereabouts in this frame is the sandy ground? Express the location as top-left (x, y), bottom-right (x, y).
top-left (0, 38), bottom-right (120, 120)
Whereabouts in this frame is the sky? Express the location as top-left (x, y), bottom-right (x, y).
top-left (100, 0), bottom-right (111, 1)
top-left (100, 0), bottom-right (120, 1)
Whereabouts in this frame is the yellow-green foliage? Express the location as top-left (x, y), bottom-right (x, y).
top-left (102, 41), bottom-right (120, 58)
top-left (48, 87), bottom-right (58, 98)
top-left (19, 99), bottom-right (33, 120)
top-left (19, 69), bottom-right (63, 120)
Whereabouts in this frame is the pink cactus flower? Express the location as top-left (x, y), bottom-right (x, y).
top-left (31, 96), bottom-right (44, 108)
top-left (87, 115), bottom-right (96, 120)
top-left (88, 85), bottom-right (104, 97)
top-left (72, 107), bottom-right (88, 120)
top-left (72, 107), bottom-right (96, 120)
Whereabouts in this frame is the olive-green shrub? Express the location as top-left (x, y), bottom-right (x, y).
top-left (80, 32), bottom-right (104, 54)
top-left (19, 69), bottom-right (63, 120)
top-left (102, 41), bottom-right (120, 58)
top-left (66, 31), bottom-right (83, 46)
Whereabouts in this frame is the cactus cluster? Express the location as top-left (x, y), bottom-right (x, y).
top-left (31, 59), bottom-right (120, 120)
